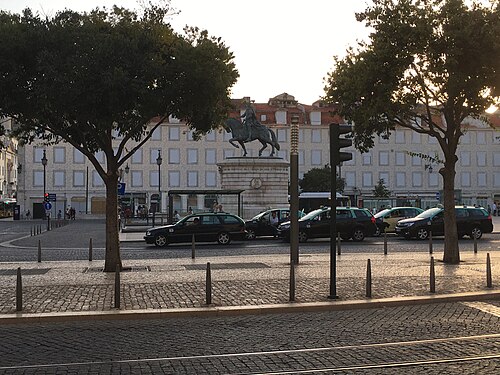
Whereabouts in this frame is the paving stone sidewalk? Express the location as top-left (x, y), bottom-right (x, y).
top-left (0, 251), bottom-right (499, 317)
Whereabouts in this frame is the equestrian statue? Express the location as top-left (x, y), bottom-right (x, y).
top-left (223, 103), bottom-right (280, 157)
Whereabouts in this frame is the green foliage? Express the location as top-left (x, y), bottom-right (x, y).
top-left (372, 179), bottom-right (391, 198)
top-left (299, 164), bottom-right (345, 193)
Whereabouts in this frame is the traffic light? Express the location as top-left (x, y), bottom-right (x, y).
top-left (44, 193), bottom-right (49, 202)
top-left (330, 123), bottom-right (353, 165)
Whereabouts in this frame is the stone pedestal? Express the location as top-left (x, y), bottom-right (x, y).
top-left (217, 157), bottom-right (289, 219)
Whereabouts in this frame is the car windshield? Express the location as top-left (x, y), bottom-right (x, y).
top-left (251, 211), bottom-right (268, 220)
top-left (300, 208), bottom-right (327, 221)
top-left (374, 209), bottom-right (391, 219)
top-left (415, 207), bottom-right (442, 219)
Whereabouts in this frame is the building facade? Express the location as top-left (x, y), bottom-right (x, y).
top-left (15, 93), bottom-right (500, 219)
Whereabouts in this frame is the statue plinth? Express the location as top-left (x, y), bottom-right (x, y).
top-left (217, 157), bottom-right (289, 219)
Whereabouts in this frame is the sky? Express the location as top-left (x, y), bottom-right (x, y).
top-left (0, 0), bottom-right (371, 105)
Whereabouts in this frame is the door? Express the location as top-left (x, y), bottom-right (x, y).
top-left (307, 210), bottom-right (331, 239)
top-left (336, 209), bottom-right (355, 237)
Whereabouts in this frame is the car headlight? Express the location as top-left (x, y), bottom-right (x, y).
top-left (146, 231), bottom-right (151, 236)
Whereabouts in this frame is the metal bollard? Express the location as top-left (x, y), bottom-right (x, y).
top-left (191, 235), bottom-right (196, 259)
top-left (383, 230), bottom-right (388, 255)
top-left (289, 263), bottom-right (296, 302)
top-left (366, 259), bottom-right (372, 298)
top-left (473, 235), bottom-right (478, 254)
top-left (16, 267), bottom-right (22, 312)
top-left (430, 256), bottom-right (436, 293)
top-left (37, 240), bottom-right (42, 263)
top-left (89, 238), bottom-right (93, 261)
top-left (30, 227), bottom-right (33, 236)
top-left (206, 262), bottom-right (212, 305)
top-left (486, 253), bottom-right (492, 288)
top-left (114, 264), bottom-right (120, 308)
top-left (428, 230), bottom-right (433, 254)
top-left (337, 233), bottom-right (341, 255)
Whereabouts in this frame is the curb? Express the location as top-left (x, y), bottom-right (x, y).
top-left (2, 290), bottom-right (499, 325)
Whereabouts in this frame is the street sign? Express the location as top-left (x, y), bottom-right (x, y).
top-left (48, 193), bottom-right (56, 202)
top-left (117, 182), bottom-right (126, 196)
top-left (44, 202), bottom-right (52, 210)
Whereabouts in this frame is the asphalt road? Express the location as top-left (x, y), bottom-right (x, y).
top-left (0, 219), bottom-right (499, 262)
top-left (1, 301), bottom-right (500, 374)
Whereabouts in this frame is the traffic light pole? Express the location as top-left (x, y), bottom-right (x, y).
top-left (329, 123), bottom-right (339, 299)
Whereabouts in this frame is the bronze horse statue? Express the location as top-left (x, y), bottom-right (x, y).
top-left (223, 118), bottom-right (280, 157)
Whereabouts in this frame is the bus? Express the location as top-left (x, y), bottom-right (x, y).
top-left (298, 192), bottom-right (350, 213)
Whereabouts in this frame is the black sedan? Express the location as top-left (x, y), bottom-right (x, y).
top-left (245, 208), bottom-right (290, 239)
top-left (144, 212), bottom-right (247, 247)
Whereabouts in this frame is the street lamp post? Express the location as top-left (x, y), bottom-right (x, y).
top-left (41, 150), bottom-right (48, 230)
top-left (156, 150), bottom-right (162, 214)
top-left (290, 117), bottom-right (300, 264)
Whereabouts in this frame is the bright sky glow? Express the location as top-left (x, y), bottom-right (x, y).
top-left (0, 0), bottom-right (371, 104)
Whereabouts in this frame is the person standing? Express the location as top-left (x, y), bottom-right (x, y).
top-left (25, 209), bottom-right (30, 220)
top-left (493, 202), bottom-right (497, 216)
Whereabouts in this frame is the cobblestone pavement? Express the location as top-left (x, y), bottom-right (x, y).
top-left (0, 301), bottom-right (499, 374)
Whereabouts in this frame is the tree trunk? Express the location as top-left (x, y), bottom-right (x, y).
top-left (104, 177), bottom-right (122, 272)
top-left (441, 158), bottom-right (460, 264)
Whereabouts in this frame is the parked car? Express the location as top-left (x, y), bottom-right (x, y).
top-left (245, 208), bottom-right (290, 239)
top-left (373, 206), bottom-right (424, 236)
top-left (277, 206), bottom-right (377, 242)
top-left (144, 212), bottom-right (247, 247)
top-left (395, 206), bottom-right (493, 240)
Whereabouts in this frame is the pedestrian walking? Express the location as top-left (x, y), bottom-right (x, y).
top-left (25, 209), bottom-right (30, 220)
top-left (493, 202), bottom-right (497, 216)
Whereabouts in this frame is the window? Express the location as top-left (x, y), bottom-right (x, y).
top-left (412, 172), bottom-right (422, 187)
top-left (461, 132), bottom-right (471, 144)
top-left (379, 151), bottom-right (389, 166)
top-left (311, 129), bottom-right (321, 143)
top-left (206, 131), bottom-right (216, 142)
top-left (151, 127), bottom-right (161, 141)
top-left (428, 135), bottom-right (438, 144)
top-left (206, 149), bottom-right (217, 165)
top-left (477, 172), bottom-right (487, 187)
top-left (33, 170), bottom-right (44, 187)
top-left (73, 171), bottom-right (85, 187)
top-left (277, 129), bottom-right (287, 142)
top-left (169, 126), bottom-right (180, 140)
top-left (476, 131), bottom-right (486, 144)
top-left (379, 172), bottom-right (389, 186)
top-left (168, 171), bottom-right (180, 187)
top-left (92, 171), bottom-right (104, 187)
top-left (362, 172), bottom-right (372, 187)
top-left (206, 171), bottom-right (217, 187)
top-left (311, 150), bottom-right (322, 165)
top-left (429, 173), bottom-right (439, 187)
top-left (131, 171), bottom-right (143, 187)
top-left (460, 172), bottom-right (471, 187)
top-left (477, 151), bottom-right (486, 167)
top-left (411, 132), bottom-right (421, 144)
top-left (299, 129), bottom-right (304, 143)
top-left (34, 148), bottom-right (45, 164)
top-left (395, 130), bottom-right (405, 144)
top-left (131, 149), bottom-right (142, 164)
top-left (223, 149), bottom-right (234, 158)
top-left (73, 149), bottom-right (85, 164)
top-left (362, 153), bottom-right (372, 166)
top-left (460, 151), bottom-right (471, 166)
top-left (260, 114), bottom-right (267, 122)
top-left (54, 171), bottom-right (65, 187)
top-left (298, 150), bottom-right (305, 165)
top-left (186, 129), bottom-right (195, 141)
top-left (494, 152), bottom-right (500, 167)
top-left (187, 149), bottom-right (198, 164)
top-left (275, 111), bottom-right (287, 124)
top-left (396, 172), bottom-right (406, 187)
top-left (345, 171), bottom-right (355, 187)
top-left (150, 170), bottom-right (159, 187)
top-left (169, 149), bottom-right (180, 164)
top-left (54, 147), bottom-right (65, 163)
top-left (95, 151), bottom-right (105, 164)
top-left (395, 152), bottom-right (406, 166)
top-left (310, 111), bottom-right (321, 125)
top-left (150, 149), bottom-right (162, 164)
top-left (187, 171), bottom-right (198, 187)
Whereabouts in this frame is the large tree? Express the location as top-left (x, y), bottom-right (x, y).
top-left (0, 5), bottom-right (238, 271)
top-left (299, 164), bottom-right (345, 193)
top-left (325, 0), bottom-right (499, 264)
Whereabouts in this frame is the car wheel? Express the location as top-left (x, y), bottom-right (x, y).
top-left (340, 233), bottom-right (350, 241)
top-left (298, 231), bottom-right (308, 243)
top-left (352, 228), bottom-right (365, 242)
top-left (246, 229), bottom-right (256, 240)
top-left (470, 227), bottom-right (482, 240)
top-left (217, 232), bottom-right (231, 245)
top-left (416, 228), bottom-right (429, 240)
top-left (154, 234), bottom-right (168, 247)
top-left (373, 226), bottom-right (381, 237)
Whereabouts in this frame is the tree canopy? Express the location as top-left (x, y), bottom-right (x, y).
top-left (324, 0), bottom-right (499, 263)
top-left (0, 5), bottom-right (239, 270)
top-left (299, 165), bottom-right (345, 193)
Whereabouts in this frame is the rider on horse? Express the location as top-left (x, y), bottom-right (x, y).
top-left (241, 102), bottom-right (266, 142)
